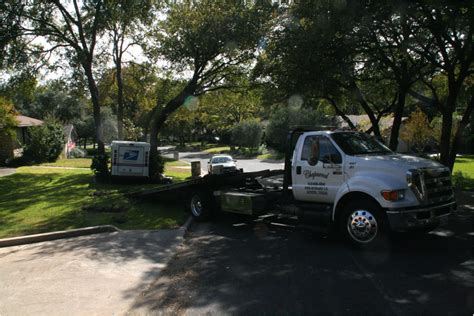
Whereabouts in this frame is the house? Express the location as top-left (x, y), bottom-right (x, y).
top-left (0, 115), bottom-right (44, 163)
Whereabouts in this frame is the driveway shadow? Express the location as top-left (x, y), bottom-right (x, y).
top-left (130, 212), bottom-right (474, 315)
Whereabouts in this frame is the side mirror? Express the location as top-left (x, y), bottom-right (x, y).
top-left (308, 138), bottom-right (320, 166)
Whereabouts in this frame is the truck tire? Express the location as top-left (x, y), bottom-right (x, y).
top-left (188, 190), bottom-right (214, 221)
top-left (340, 199), bottom-right (388, 249)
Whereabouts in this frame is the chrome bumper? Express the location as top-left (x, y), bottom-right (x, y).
top-left (385, 201), bottom-right (457, 232)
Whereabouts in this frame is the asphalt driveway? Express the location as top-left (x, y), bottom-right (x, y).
top-left (0, 229), bottom-right (184, 315)
top-left (131, 206), bottom-right (474, 315)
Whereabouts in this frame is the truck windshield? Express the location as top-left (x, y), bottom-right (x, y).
top-left (331, 132), bottom-right (392, 155)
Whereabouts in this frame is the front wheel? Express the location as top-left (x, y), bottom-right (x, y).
top-left (340, 199), bottom-right (388, 249)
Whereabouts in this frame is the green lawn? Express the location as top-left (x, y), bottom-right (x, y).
top-left (41, 157), bottom-right (189, 169)
top-left (453, 155), bottom-right (474, 191)
top-left (203, 146), bottom-right (232, 154)
top-left (257, 151), bottom-right (285, 161)
top-left (0, 166), bottom-right (189, 239)
top-left (41, 158), bottom-right (92, 168)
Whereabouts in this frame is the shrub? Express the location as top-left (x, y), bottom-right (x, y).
top-left (22, 121), bottom-right (65, 163)
top-left (91, 153), bottom-right (110, 182)
top-left (149, 153), bottom-right (165, 181)
top-left (231, 120), bottom-right (263, 149)
top-left (400, 108), bottom-right (433, 153)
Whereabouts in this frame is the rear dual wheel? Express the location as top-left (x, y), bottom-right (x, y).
top-left (188, 190), bottom-right (214, 221)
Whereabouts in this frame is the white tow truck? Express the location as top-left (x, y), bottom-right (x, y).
top-left (129, 128), bottom-right (456, 248)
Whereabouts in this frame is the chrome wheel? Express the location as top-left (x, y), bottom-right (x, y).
top-left (347, 209), bottom-right (378, 243)
top-left (190, 195), bottom-right (203, 217)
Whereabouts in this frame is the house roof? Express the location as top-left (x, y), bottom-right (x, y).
top-left (16, 115), bottom-right (44, 127)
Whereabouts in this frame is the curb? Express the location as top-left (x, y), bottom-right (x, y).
top-left (0, 225), bottom-right (120, 248)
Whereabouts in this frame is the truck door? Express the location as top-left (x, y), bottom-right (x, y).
top-left (293, 135), bottom-right (344, 203)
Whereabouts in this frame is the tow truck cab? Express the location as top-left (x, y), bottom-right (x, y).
top-left (289, 130), bottom-right (456, 245)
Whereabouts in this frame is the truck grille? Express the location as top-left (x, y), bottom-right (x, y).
top-left (407, 168), bottom-right (453, 205)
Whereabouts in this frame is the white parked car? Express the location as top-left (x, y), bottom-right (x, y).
top-left (207, 155), bottom-right (237, 174)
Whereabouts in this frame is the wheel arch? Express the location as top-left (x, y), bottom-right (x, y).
top-left (333, 191), bottom-right (382, 223)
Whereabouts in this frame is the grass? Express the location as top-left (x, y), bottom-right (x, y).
top-left (40, 157), bottom-right (188, 169)
top-left (41, 158), bottom-right (92, 168)
top-left (164, 163), bottom-right (191, 180)
top-left (453, 155), bottom-right (474, 191)
top-left (203, 146), bottom-right (232, 154)
top-left (0, 166), bottom-right (188, 239)
top-left (257, 151), bottom-right (285, 161)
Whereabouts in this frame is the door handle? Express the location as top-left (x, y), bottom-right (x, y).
top-left (296, 166), bottom-right (301, 174)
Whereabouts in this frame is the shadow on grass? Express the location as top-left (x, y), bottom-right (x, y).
top-left (453, 172), bottom-right (474, 191)
top-left (0, 170), bottom-right (187, 238)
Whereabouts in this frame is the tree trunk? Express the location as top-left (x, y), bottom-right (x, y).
top-left (115, 57), bottom-right (124, 140)
top-left (326, 98), bottom-right (356, 130)
top-left (439, 107), bottom-right (453, 167)
top-left (439, 80), bottom-right (463, 167)
top-left (389, 88), bottom-right (407, 151)
top-left (149, 80), bottom-right (198, 178)
top-left (83, 63), bottom-right (105, 158)
top-left (446, 95), bottom-right (474, 170)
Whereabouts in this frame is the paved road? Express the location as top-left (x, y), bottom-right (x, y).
top-left (0, 168), bottom-right (16, 177)
top-left (0, 230), bottom-right (184, 316)
top-left (131, 210), bottom-right (474, 315)
top-left (163, 150), bottom-right (284, 174)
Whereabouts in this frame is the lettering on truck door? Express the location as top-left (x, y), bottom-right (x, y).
top-left (293, 135), bottom-right (344, 203)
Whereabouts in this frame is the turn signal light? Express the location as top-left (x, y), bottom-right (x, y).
top-left (381, 190), bottom-right (405, 201)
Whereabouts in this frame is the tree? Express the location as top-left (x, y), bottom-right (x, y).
top-left (104, 0), bottom-right (154, 140)
top-left (198, 88), bottom-right (264, 140)
top-left (358, 0), bottom-right (428, 150)
top-left (23, 80), bottom-right (87, 123)
top-left (97, 63), bottom-right (160, 136)
top-left (407, 0), bottom-right (474, 169)
top-left (161, 107), bottom-right (196, 146)
top-left (75, 113), bottom-right (95, 149)
top-left (10, 0), bottom-right (110, 175)
top-left (0, 97), bottom-right (17, 137)
top-left (0, 0), bottom-right (31, 71)
top-left (231, 120), bottom-right (263, 149)
top-left (145, 0), bottom-right (272, 179)
top-left (265, 105), bottom-right (332, 152)
top-left (256, 0), bottom-right (391, 140)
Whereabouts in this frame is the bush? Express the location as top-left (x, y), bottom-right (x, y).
top-left (91, 153), bottom-right (110, 182)
top-left (22, 121), bottom-right (65, 164)
top-left (265, 106), bottom-right (332, 152)
top-left (149, 153), bottom-right (165, 181)
top-left (231, 120), bottom-right (263, 149)
top-left (400, 108), bottom-right (433, 153)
